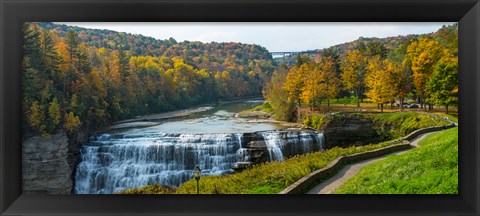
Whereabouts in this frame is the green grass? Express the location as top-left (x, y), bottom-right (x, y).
top-left (120, 112), bottom-right (452, 194)
top-left (238, 101), bottom-right (274, 117)
top-left (320, 96), bottom-right (371, 105)
top-left (302, 113), bottom-right (333, 130)
top-left (435, 112), bottom-right (458, 123)
top-left (303, 112), bottom-right (449, 139)
top-left (332, 127), bottom-right (458, 194)
top-left (118, 184), bottom-right (176, 194)
top-left (121, 141), bottom-right (396, 194)
top-left (364, 112), bottom-right (449, 138)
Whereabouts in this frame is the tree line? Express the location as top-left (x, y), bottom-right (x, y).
top-left (264, 24), bottom-right (458, 121)
top-left (22, 23), bottom-right (276, 137)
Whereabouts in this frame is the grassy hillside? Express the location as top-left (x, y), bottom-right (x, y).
top-left (121, 140), bottom-right (395, 194)
top-left (333, 127), bottom-right (458, 194)
top-left (303, 112), bottom-right (449, 139)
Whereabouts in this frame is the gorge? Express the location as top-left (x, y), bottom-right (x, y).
top-left (72, 100), bottom-right (325, 194)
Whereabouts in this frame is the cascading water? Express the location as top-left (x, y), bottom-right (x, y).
top-left (75, 133), bottom-right (243, 194)
top-left (262, 131), bottom-right (325, 161)
top-left (75, 130), bottom-right (325, 194)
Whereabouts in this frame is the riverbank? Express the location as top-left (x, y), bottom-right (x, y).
top-left (237, 118), bottom-right (304, 129)
top-left (108, 106), bottom-right (215, 130)
top-left (106, 96), bottom-right (265, 131)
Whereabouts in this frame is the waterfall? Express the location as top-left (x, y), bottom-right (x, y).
top-left (75, 130), bottom-right (325, 194)
top-left (262, 131), bottom-right (325, 161)
top-left (75, 133), bottom-right (242, 194)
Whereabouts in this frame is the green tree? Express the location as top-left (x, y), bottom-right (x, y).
top-left (264, 69), bottom-right (296, 122)
top-left (426, 56), bottom-right (458, 114)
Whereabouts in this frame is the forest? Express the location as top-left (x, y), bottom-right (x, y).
top-left (22, 22), bottom-right (276, 137)
top-left (22, 22), bottom-right (458, 138)
top-left (265, 24), bottom-right (458, 121)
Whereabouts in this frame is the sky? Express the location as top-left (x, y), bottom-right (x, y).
top-left (56, 22), bottom-right (455, 53)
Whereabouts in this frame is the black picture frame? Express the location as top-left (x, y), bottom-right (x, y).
top-left (1, 0), bottom-right (479, 215)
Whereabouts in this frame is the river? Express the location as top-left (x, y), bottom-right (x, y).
top-left (74, 100), bottom-right (324, 194)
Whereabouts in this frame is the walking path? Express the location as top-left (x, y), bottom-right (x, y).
top-left (306, 131), bottom-right (437, 194)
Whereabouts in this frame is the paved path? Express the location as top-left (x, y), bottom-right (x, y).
top-left (306, 131), bottom-right (437, 194)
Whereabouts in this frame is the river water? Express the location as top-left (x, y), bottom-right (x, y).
top-left (74, 100), bottom-right (324, 194)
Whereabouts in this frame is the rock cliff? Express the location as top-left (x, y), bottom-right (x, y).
top-left (22, 131), bottom-right (73, 194)
top-left (322, 113), bottom-right (384, 148)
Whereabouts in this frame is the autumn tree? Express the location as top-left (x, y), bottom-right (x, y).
top-left (365, 57), bottom-right (397, 112)
top-left (321, 48), bottom-right (348, 100)
top-left (403, 37), bottom-right (443, 110)
top-left (263, 68), bottom-right (296, 122)
top-left (284, 65), bottom-right (306, 108)
top-left (340, 49), bottom-right (367, 107)
top-left (299, 62), bottom-right (320, 110)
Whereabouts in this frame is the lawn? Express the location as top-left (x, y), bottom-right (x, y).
top-left (332, 127), bottom-right (458, 194)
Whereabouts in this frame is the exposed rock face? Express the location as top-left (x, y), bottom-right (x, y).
top-left (241, 133), bottom-right (270, 164)
top-left (234, 129), bottom-right (324, 172)
top-left (323, 114), bottom-right (383, 148)
top-left (67, 129), bottom-right (88, 193)
top-left (23, 131), bottom-right (73, 194)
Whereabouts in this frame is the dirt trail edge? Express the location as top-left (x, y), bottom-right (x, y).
top-left (306, 131), bottom-right (437, 194)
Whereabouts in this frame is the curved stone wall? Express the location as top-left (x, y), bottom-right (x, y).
top-left (279, 125), bottom-right (455, 194)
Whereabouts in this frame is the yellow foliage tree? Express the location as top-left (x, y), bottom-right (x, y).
top-left (340, 49), bottom-right (367, 107)
top-left (284, 66), bottom-right (305, 107)
top-left (64, 111), bottom-right (81, 133)
top-left (48, 97), bottom-right (61, 129)
top-left (300, 63), bottom-right (319, 110)
top-left (28, 101), bottom-right (47, 135)
top-left (318, 57), bottom-right (340, 107)
top-left (403, 38), bottom-right (443, 110)
top-left (365, 57), bottom-right (397, 112)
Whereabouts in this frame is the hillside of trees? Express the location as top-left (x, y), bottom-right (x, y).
top-left (273, 25), bottom-right (457, 66)
top-left (265, 24), bottom-right (458, 121)
top-left (22, 22), bottom-right (276, 137)
top-left (22, 22), bottom-right (458, 138)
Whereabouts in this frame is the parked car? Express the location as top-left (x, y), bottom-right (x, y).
top-left (402, 103), bottom-right (419, 108)
top-left (409, 104), bottom-right (419, 108)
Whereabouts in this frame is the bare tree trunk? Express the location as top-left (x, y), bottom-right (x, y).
top-left (380, 103), bottom-right (384, 112)
top-left (400, 98), bottom-right (404, 112)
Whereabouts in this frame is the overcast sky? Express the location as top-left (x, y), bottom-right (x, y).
top-left (56, 22), bottom-right (455, 52)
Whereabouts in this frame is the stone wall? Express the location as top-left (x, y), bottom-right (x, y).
top-left (278, 125), bottom-right (453, 194)
top-left (22, 131), bottom-right (73, 194)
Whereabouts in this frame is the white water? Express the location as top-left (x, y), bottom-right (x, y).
top-left (75, 133), bottom-right (242, 194)
top-left (262, 131), bottom-right (325, 161)
top-left (75, 131), bottom-right (325, 194)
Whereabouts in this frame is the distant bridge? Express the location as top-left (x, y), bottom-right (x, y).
top-left (270, 51), bottom-right (319, 58)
